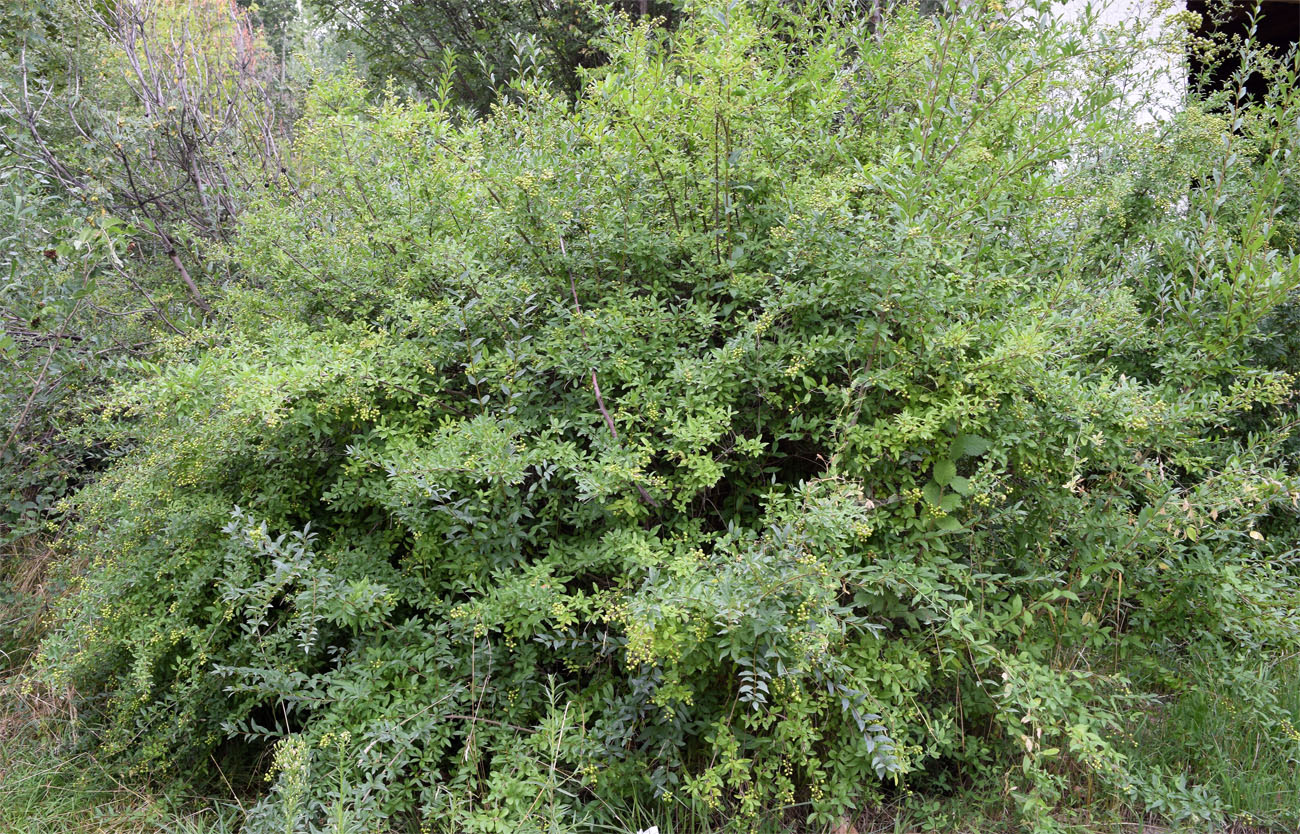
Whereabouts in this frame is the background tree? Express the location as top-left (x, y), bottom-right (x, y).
top-left (301, 0), bottom-right (682, 107)
top-left (0, 0), bottom-right (294, 540)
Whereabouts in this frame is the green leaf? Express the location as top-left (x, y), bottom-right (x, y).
top-left (934, 459), bottom-right (956, 486)
top-left (951, 434), bottom-right (990, 458)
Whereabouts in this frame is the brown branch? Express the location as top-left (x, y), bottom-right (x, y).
top-left (5, 298), bottom-right (84, 450)
top-left (114, 145), bottom-right (211, 314)
top-left (108, 261), bottom-right (186, 336)
top-left (630, 119), bottom-right (681, 233)
top-left (559, 236), bottom-right (660, 508)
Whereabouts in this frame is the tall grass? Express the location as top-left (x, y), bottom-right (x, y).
top-left (1131, 657), bottom-right (1300, 832)
top-left (1, 538), bottom-right (235, 834)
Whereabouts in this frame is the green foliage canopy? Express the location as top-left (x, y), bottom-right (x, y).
top-left (35, 2), bottom-right (1300, 830)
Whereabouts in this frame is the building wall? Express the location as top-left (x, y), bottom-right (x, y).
top-left (1050, 0), bottom-right (1188, 122)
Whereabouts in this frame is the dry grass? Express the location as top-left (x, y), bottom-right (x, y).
top-left (0, 534), bottom-right (76, 748)
top-left (0, 534), bottom-right (239, 834)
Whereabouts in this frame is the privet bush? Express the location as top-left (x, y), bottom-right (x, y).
top-left (37, 1), bottom-right (1300, 830)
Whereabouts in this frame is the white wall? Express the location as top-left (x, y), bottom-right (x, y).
top-left (1046, 0), bottom-right (1188, 122)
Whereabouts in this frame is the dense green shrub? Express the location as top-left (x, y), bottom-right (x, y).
top-left (36, 1), bottom-right (1300, 830)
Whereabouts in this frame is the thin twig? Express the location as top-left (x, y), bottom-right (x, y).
top-left (559, 236), bottom-right (659, 508)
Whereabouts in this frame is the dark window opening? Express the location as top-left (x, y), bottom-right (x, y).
top-left (1186, 0), bottom-right (1299, 98)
